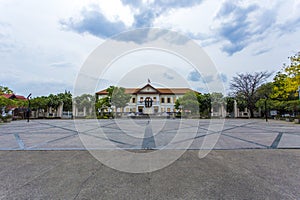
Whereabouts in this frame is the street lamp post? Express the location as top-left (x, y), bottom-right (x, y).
top-left (298, 86), bottom-right (300, 100)
top-left (26, 93), bottom-right (32, 122)
top-left (264, 94), bottom-right (268, 122)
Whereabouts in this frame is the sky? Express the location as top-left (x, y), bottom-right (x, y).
top-left (0, 0), bottom-right (299, 97)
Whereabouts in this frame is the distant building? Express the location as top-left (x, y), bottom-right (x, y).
top-left (0, 94), bottom-right (26, 100)
top-left (96, 83), bottom-right (199, 114)
top-left (0, 94), bottom-right (27, 119)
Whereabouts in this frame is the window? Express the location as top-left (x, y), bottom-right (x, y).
top-left (140, 97), bottom-right (144, 103)
top-left (132, 98), bottom-right (136, 103)
top-left (167, 97), bottom-right (171, 103)
top-left (153, 97), bottom-right (156, 101)
top-left (161, 97), bottom-right (165, 103)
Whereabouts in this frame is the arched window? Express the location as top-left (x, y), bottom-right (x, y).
top-left (145, 97), bottom-right (153, 108)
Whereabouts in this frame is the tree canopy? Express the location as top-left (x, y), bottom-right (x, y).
top-left (110, 87), bottom-right (131, 111)
top-left (175, 91), bottom-right (199, 115)
top-left (273, 52), bottom-right (300, 101)
top-left (230, 71), bottom-right (272, 117)
top-left (0, 86), bottom-right (13, 95)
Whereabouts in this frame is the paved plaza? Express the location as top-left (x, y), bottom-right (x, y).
top-left (0, 119), bottom-right (299, 199)
top-left (0, 119), bottom-right (299, 150)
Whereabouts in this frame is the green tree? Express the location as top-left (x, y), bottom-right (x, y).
top-left (110, 87), bottom-right (131, 113)
top-left (176, 91), bottom-right (199, 115)
top-left (106, 86), bottom-right (116, 97)
top-left (225, 97), bottom-right (235, 114)
top-left (57, 91), bottom-right (72, 111)
top-left (95, 97), bottom-right (111, 116)
top-left (273, 52), bottom-right (300, 101)
top-left (31, 96), bottom-right (48, 111)
top-left (197, 93), bottom-right (211, 117)
top-left (47, 94), bottom-right (61, 109)
top-left (0, 86), bottom-right (13, 94)
top-left (0, 96), bottom-right (15, 112)
top-left (73, 94), bottom-right (95, 114)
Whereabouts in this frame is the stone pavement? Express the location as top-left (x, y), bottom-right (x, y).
top-left (0, 119), bottom-right (299, 150)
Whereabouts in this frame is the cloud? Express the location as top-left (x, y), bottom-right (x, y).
top-left (187, 70), bottom-right (201, 82)
top-left (6, 79), bottom-right (73, 97)
top-left (124, 0), bottom-right (203, 28)
top-left (252, 48), bottom-right (272, 56)
top-left (187, 70), bottom-right (214, 83)
top-left (214, 2), bottom-right (258, 55)
top-left (196, 87), bottom-right (209, 94)
top-left (278, 16), bottom-right (300, 34)
top-left (217, 73), bottom-right (228, 83)
top-left (213, 1), bottom-right (278, 55)
top-left (60, 0), bottom-right (299, 55)
top-left (61, 1), bottom-right (204, 40)
top-left (0, 22), bottom-right (17, 53)
top-left (163, 72), bottom-right (174, 80)
top-left (49, 62), bottom-right (73, 68)
top-left (60, 6), bottom-right (127, 38)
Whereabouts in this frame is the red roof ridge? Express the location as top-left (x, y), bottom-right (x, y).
top-left (96, 86), bottom-right (199, 95)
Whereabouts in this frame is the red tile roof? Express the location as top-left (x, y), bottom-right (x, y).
top-left (1, 94), bottom-right (15, 99)
top-left (15, 95), bottom-right (27, 100)
top-left (96, 85), bottom-right (199, 95)
top-left (1, 94), bottom-right (26, 100)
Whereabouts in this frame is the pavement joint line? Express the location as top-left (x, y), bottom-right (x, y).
top-left (270, 132), bottom-right (283, 149)
top-left (167, 131), bottom-right (221, 145)
top-left (222, 133), bottom-right (269, 148)
top-left (221, 121), bottom-right (259, 133)
top-left (278, 132), bottom-right (300, 136)
top-left (14, 133), bottom-right (25, 150)
top-left (27, 133), bottom-right (78, 150)
top-left (37, 121), bottom-right (78, 134)
top-left (235, 125), bottom-right (283, 133)
top-left (80, 131), bottom-right (135, 146)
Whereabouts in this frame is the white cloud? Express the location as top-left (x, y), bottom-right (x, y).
top-left (0, 0), bottom-right (299, 96)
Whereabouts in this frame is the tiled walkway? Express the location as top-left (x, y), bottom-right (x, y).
top-left (0, 119), bottom-right (299, 150)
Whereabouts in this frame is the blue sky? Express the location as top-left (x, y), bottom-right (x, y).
top-left (0, 0), bottom-right (299, 96)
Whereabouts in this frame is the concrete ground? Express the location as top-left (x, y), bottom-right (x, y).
top-left (0, 150), bottom-right (299, 199)
top-left (0, 119), bottom-right (299, 199)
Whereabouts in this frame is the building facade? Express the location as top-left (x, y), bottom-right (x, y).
top-left (96, 84), bottom-right (198, 115)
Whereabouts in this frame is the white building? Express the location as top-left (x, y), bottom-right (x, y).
top-left (96, 83), bottom-right (198, 115)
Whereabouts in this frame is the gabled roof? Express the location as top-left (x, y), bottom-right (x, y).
top-left (1, 94), bottom-right (15, 99)
top-left (96, 84), bottom-right (199, 95)
top-left (135, 84), bottom-right (159, 94)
